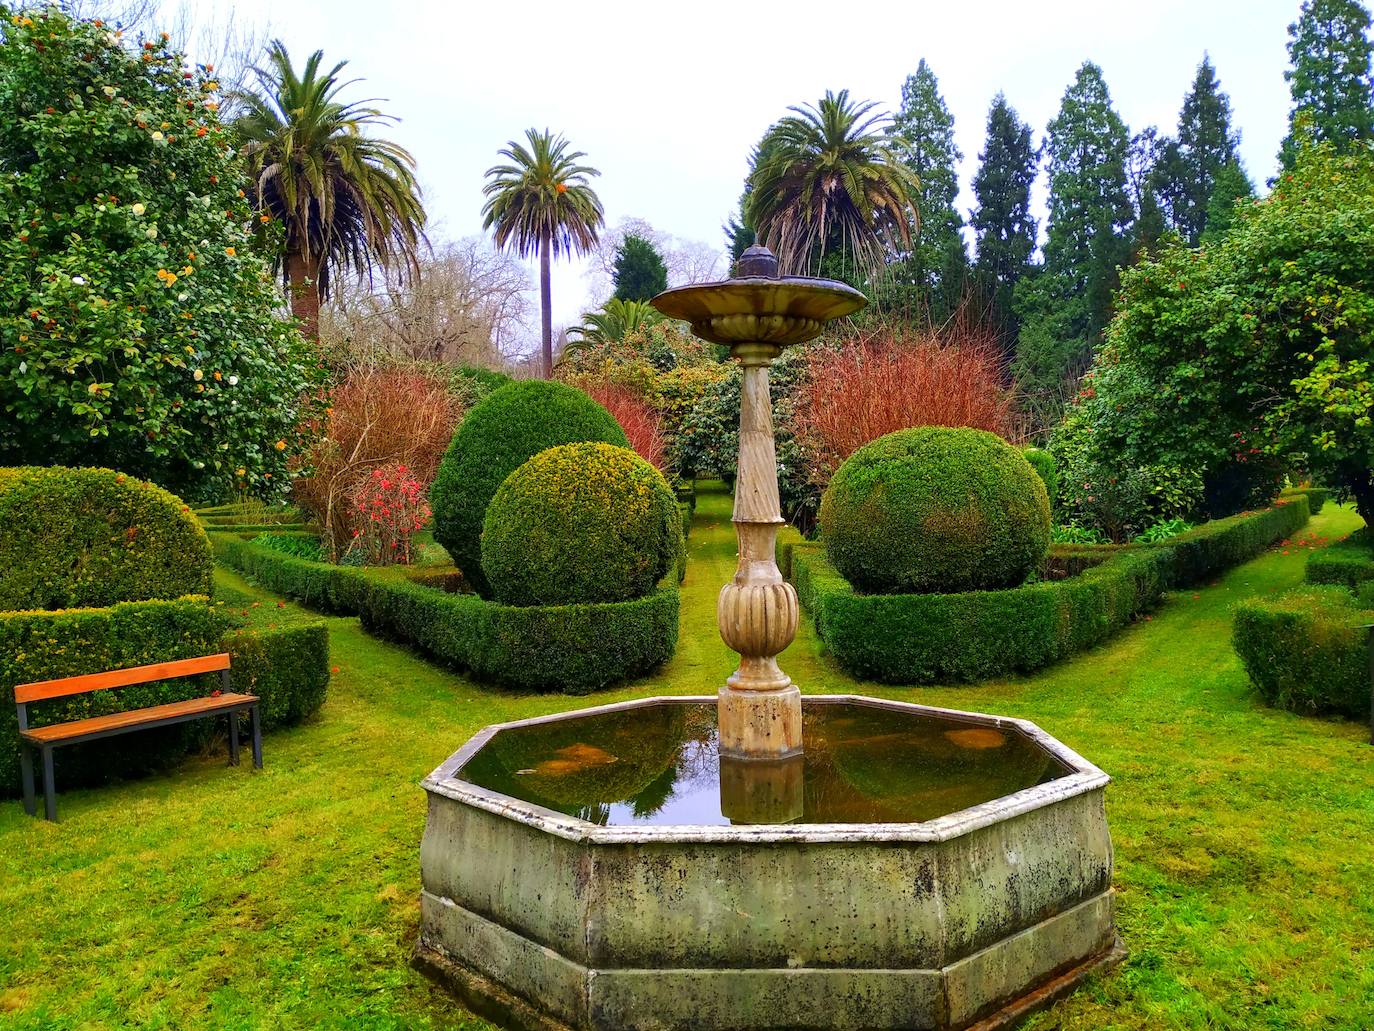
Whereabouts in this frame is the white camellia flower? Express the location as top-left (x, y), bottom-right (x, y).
top-left (17, 362), bottom-right (26, 375)
top-left (146, 226), bottom-right (158, 240)
top-left (178, 292), bottom-right (189, 302)
top-left (131, 203), bottom-right (146, 216)
top-left (193, 369), bottom-right (204, 381)
top-left (151, 131), bottom-right (165, 142)
top-left (70, 275), bottom-right (86, 286)
top-left (102, 86), bottom-right (116, 97)
top-left (228, 375), bottom-right (239, 386)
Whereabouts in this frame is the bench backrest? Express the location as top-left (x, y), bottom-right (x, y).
top-left (15, 653), bottom-right (232, 705)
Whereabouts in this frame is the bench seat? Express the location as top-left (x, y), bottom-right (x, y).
top-left (21, 692), bottom-right (259, 745)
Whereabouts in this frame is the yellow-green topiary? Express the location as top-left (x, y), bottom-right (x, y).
top-left (0, 466), bottom-right (213, 611)
top-left (819, 428), bottom-right (1051, 594)
top-left (481, 443), bottom-right (683, 606)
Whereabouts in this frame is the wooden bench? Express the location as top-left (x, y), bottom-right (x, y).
top-left (15, 653), bottom-right (260, 822)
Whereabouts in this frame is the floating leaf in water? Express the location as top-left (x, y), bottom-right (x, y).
top-left (944, 728), bottom-right (1007, 750)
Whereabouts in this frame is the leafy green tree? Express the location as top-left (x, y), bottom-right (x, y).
top-left (612, 233), bottom-right (668, 302)
top-left (1200, 159), bottom-right (1256, 243)
top-left (1279, 0), bottom-right (1374, 168)
top-left (482, 128), bottom-right (604, 377)
top-left (1053, 141), bottom-right (1374, 529)
top-left (1154, 57), bottom-right (1242, 243)
top-left (1013, 62), bottom-right (1133, 390)
top-left (0, 8), bottom-right (316, 500)
top-left (886, 60), bottom-right (967, 319)
top-left (232, 43), bottom-right (426, 341)
top-left (970, 94), bottom-right (1038, 352)
top-left (746, 90), bottom-right (918, 280)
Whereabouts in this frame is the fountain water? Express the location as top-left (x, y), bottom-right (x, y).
top-left (415, 247), bottom-right (1123, 1030)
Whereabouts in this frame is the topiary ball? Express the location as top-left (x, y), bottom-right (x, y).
top-left (480, 442), bottom-right (683, 606)
top-left (430, 381), bottom-right (629, 597)
top-left (819, 428), bottom-right (1051, 595)
top-left (0, 466), bottom-right (213, 611)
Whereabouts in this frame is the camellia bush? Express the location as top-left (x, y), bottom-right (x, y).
top-left (0, 9), bottom-right (316, 500)
top-left (1050, 141), bottom-right (1374, 531)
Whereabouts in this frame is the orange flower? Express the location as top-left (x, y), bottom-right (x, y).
top-left (555, 183), bottom-right (567, 194)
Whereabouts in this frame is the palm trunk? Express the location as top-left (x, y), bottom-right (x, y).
top-left (540, 227), bottom-right (553, 378)
top-left (286, 250), bottom-right (322, 342)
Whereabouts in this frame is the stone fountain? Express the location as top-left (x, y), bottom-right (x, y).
top-left (415, 247), bottom-right (1123, 1030)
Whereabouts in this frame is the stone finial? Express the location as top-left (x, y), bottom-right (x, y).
top-left (735, 245), bottom-right (779, 280)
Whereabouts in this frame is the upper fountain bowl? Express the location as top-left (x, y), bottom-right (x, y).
top-left (651, 245), bottom-right (866, 348)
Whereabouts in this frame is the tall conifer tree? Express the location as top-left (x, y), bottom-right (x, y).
top-left (887, 60), bottom-right (967, 319)
top-left (1155, 57), bottom-right (1242, 244)
top-left (970, 94), bottom-right (1038, 352)
top-left (1013, 62), bottom-right (1133, 390)
top-left (1279, 0), bottom-right (1374, 168)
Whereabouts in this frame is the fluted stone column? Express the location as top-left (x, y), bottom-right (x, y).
top-left (716, 341), bottom-right (801, 760)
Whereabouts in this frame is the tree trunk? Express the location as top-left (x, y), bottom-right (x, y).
top-left (286, 250), bottom-right (322, 342)
top-left (1348, 467), bottom-right (1374, 531)
top-left (539, 227), bottom-right (553, 378)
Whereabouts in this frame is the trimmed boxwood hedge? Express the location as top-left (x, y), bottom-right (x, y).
top-left (1280, 485), bottom-right (1329, 515)
top-left (784, 497), bottom-right (1311, 684)
top-left (1306, 529), bottom-right (1374, 590)
top-left (219, 536), bottom-right (679, 693)
top-left (0, 598), bottom-right (329, 796)
top-left (1233, 586), bottom-right (1371, 718)
top-left (430, 381), bottom-right (628, 597)
top-left (0, 466), bottom-right (213, 610)
top-left (790, 546), bottom-right (1172, 683)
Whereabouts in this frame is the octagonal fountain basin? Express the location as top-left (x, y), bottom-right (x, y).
top-left (416, 696), bottom-right (1122, 1031)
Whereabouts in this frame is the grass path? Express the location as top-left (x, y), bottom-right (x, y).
top-left (2, 484), bottom-right (1372, 1029)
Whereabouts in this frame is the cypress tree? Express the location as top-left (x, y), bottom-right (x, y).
top-left (1159, 57), bottom-right (1242, 243)
top-left (887, 59), bottom-right (968, 320)
top-left (1013, 62), bottom-right (1133, 390)
top-left (1279, 0), bottom-right (1374, 168)
top-left (970, 94), bottom-right (1038, 352)
top-left (612, 234), bottom-right (669, 302)
top-left (1199, 159), bottom-right (1256, 244)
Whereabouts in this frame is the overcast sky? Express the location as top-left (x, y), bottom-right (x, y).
top-left (177, 0), bottom-right (1306, 351)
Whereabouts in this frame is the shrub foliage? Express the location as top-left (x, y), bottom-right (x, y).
top-left (819, 427), bottom-right (1051, 594)
top-left (430, 380), bottom-right (627, 596)
top-left (482, 443), bottom-right (683, 606)
top-left (0, 466), bottom-right (212, 610)
top-left (0, 10), bottom-right (316, 499)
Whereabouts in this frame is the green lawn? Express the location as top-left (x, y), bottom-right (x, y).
top-left (2, 484), bottom-right (1372, 1030)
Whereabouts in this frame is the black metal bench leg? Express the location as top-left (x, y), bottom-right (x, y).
top-left (41, 745), bottom-right (57, 822)
top-left (250, 703), bottom-right (262, 769)
top-left (19, 743), bottom-right (36, 817)
top-left (228, 710), bottom-right (240, 767)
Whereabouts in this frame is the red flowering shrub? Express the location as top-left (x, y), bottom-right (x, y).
top-left (578, 382), bottom-right (667, 471)
top-left (792, 324), bottom-right (1016, 486)
top-left (345, 462), bottom-right (431, 565)
top-left (292, 364), bottom-right (462, 560)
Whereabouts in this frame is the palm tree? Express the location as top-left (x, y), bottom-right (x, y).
top-left (232, 42), bottom-right (425, 340)
top-left (746, 90), bottom-right (919, 280)
top-left (482, 129), bottom-right (604, 377)
top-left (565, 298), bottom-right (664, 354)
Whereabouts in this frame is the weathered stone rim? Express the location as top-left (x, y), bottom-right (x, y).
top-left (420, 694), bottom-right (1110, 846)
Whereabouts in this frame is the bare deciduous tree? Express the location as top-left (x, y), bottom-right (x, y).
top-left (586, 217), bottom-right (724, 304)
top-left (320, 237), bottom-right (532, 368)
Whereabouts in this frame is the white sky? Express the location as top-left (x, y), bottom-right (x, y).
top-left (177, 0), bottom-right (1303, 353)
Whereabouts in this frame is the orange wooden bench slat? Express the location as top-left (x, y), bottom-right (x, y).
top-left (20, 692), bottom-right (259, 743)
top-left (14, 653), bottom-right (232, 703)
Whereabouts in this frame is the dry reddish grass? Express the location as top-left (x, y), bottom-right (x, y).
top-left (793, 321), bottom-right (1017, 485)
top-left (293, 366), bottom-right (462, 559)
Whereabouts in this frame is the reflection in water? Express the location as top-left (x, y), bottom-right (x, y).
top-left (456, 703), bottom-right (1069, 827)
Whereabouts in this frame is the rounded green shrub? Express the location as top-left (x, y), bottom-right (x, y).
top-left (481, 443), bottom-right (683, 606)
top-left (819, 428), bottom-right (1051, 594)
top-left (431, 382), bottom-right (628, 597)
top-left (0, 467), bottom-right (213, 611)
top-left (1023, 447), bottom-right (1059, 508)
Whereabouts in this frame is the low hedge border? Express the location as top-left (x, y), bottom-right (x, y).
top-left (782, 498), bottom-right (1310, 684)
top-left (1, 597), bottom-right (329, 796)
top-left (1281, 486), bottom-right (1329, 515)
top-left (1233, 585), bottom-right (1371, 718)
top-left (789, 546), bottom-right (1172, 683)
top-left (1306, 529), bottom-right (1374, 591)
top-left (219, 537), bottom-right (679, 693)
